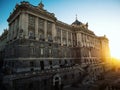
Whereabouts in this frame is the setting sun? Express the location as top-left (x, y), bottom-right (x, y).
top-left (111, 52), bottom-right (120, 60)
top-left (110, 45), bottom-right (120, 60)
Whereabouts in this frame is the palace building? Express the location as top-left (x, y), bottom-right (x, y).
top-left (0, 1), bottom-right (111, 90)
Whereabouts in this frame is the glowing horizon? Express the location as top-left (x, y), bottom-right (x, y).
top-left (110, 47), bottom-right (120, 59)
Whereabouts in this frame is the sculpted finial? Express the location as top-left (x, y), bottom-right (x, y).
top-left (86, 22), bottom-right (88, 28)
top-left (38, 0), bottom-right (44, 9)
top-left (76, 14), bottom-right (78, 20)
top-left (41, 0), bottom-right (42, 3)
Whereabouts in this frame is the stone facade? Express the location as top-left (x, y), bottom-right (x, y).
top-left (99, 36), bottom-right (111, 72)
top-left (0, 29), bottom-right (8, 68)
top-left (0, 1), bottom-right (111, 90)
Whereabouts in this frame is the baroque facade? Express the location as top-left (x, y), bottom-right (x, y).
top-left (0, 1), bottom-right (111, 90)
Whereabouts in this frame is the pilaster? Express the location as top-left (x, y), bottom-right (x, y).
top-left (24, 13), bottom-right (28, 39)
top-left (17, 13), bottom-right (22, 39)
top-left (21, 12), bottom-right (25, 34)
top-left (71, 33), bottom-right (73, 47)
top-left (77, 33), bottom-right (79, 46)
top-left (66, 31), bottom-right (68, 46)
top-left (61, 30), bottom-right (63, 46)
top-left (77, 33), bottom-right (81, 47)
top-left (52, 23), bottom-right (56, 42)
top-left (7, 28), bottom-right (10, 41)
top-left (44, 20), bottom-right (47, 41)
top-left (13, 20), bottom-right (16, 38)
top-left (35, 17), bottom-right (39, 40)
top-left (11, 24), bottom-right (14, 40)
top-left (79, 33), bottom-right (82, 42)
top-left (10, 24), bottom-right (13, 40)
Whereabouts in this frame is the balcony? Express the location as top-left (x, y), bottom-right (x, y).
top-left (48, 36), bottom-right (53, 42)
top-left (39, 35), bottom-right (45, 41)
top-left (29, 36), bottom-right (36, 40)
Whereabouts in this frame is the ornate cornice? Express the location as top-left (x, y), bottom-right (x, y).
top-left (98, 36), bottom-right (109, 41)
top-left (7, 1), bottom-right (57, 22)
top-left (56, 20), bottom-right (72, 30)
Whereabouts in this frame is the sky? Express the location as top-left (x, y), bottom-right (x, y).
top-left (0, 0), bottom-right (120, 58)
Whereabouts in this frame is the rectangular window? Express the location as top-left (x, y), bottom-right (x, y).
top-left (57, 28), bottom-right (61, 37)
top-left (48, 34), bottom-right (52, 41)
top-left (48, 48), bottom-right (52, 57)
top-left (28, 14), bottom-right (35, 34)
top-left (28, 15), bottom-right (35, 28)
top-left (49, 61), bottom-right (52, 65)
top-left (47, 22), bottom-right (52, 34)
top-left (28, 14), bottom-right (35, 39)
top-left (31, 48), bottom-right (35, 55)
top-left (39, 34), bottom-right (44, 40)
top-left (41, 48), bottom-right (44, 55)
top-left (30, 61), bottom-right (34, 67)
top-left (62, 30), bottom-right (67, 45)
top-left (40, 61), bottom-right (44, 70)
top-left (56, 28), bottom-right (61, 44)
top-left (38, 18), bottom-right (44, 32)
top-left (49, 49), bottom-right (51, 54)
top-left (62, 30), bottom-right (66, 39)
top-left (68, 32), bottom-right (71, 40)
top-left (29, 31), bottom-right (34, 39)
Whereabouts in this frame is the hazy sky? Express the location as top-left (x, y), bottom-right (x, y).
top-left (0, 0), bottom-right (120, 58)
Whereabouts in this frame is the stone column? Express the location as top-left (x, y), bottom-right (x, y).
top-left (13, 20), bottom-right (16, 38)
top-left (19, 13), bottom-right (22, 29)
top-left (24, 13), bottom-right (28, 39)
top-left (61, 30), bottom-right (63, 46)
top-left (17, 13), bottom-right (22, 39)
top-left (9, 24), bottom-right (13, 40)
top-left (35, 17), bottom-right (39, 40)
top-left (7, 27), bottom-right (10, 41)
top-left (66, 31), bottom-right (68, 46)
top-left (14, 19), bottom-right (18, 39)
top-left (21, 12), bottom-right (25, 38)
top-left (79, 33), bottom-right (82, 41)
top-left (77, 33), bottom-right (79, 46)
top-left (11, 24), bottom-right (14, 40)
top-left (44, 20), bottom-right (47, 41)
top-left (52, 23), bottom-right (56, 42)
top-left (77, 33), bottom-right (82, 47)
top-left (71, 33), bottom-right (73, 47)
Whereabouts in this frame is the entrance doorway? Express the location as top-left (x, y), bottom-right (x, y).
top-left (53, 74), bottom-right (62, 90)
top-left (40, 61), bottom-right (44, 70)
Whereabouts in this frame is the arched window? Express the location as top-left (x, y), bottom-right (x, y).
top-left (29, 31), bottom-right (35, 39)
